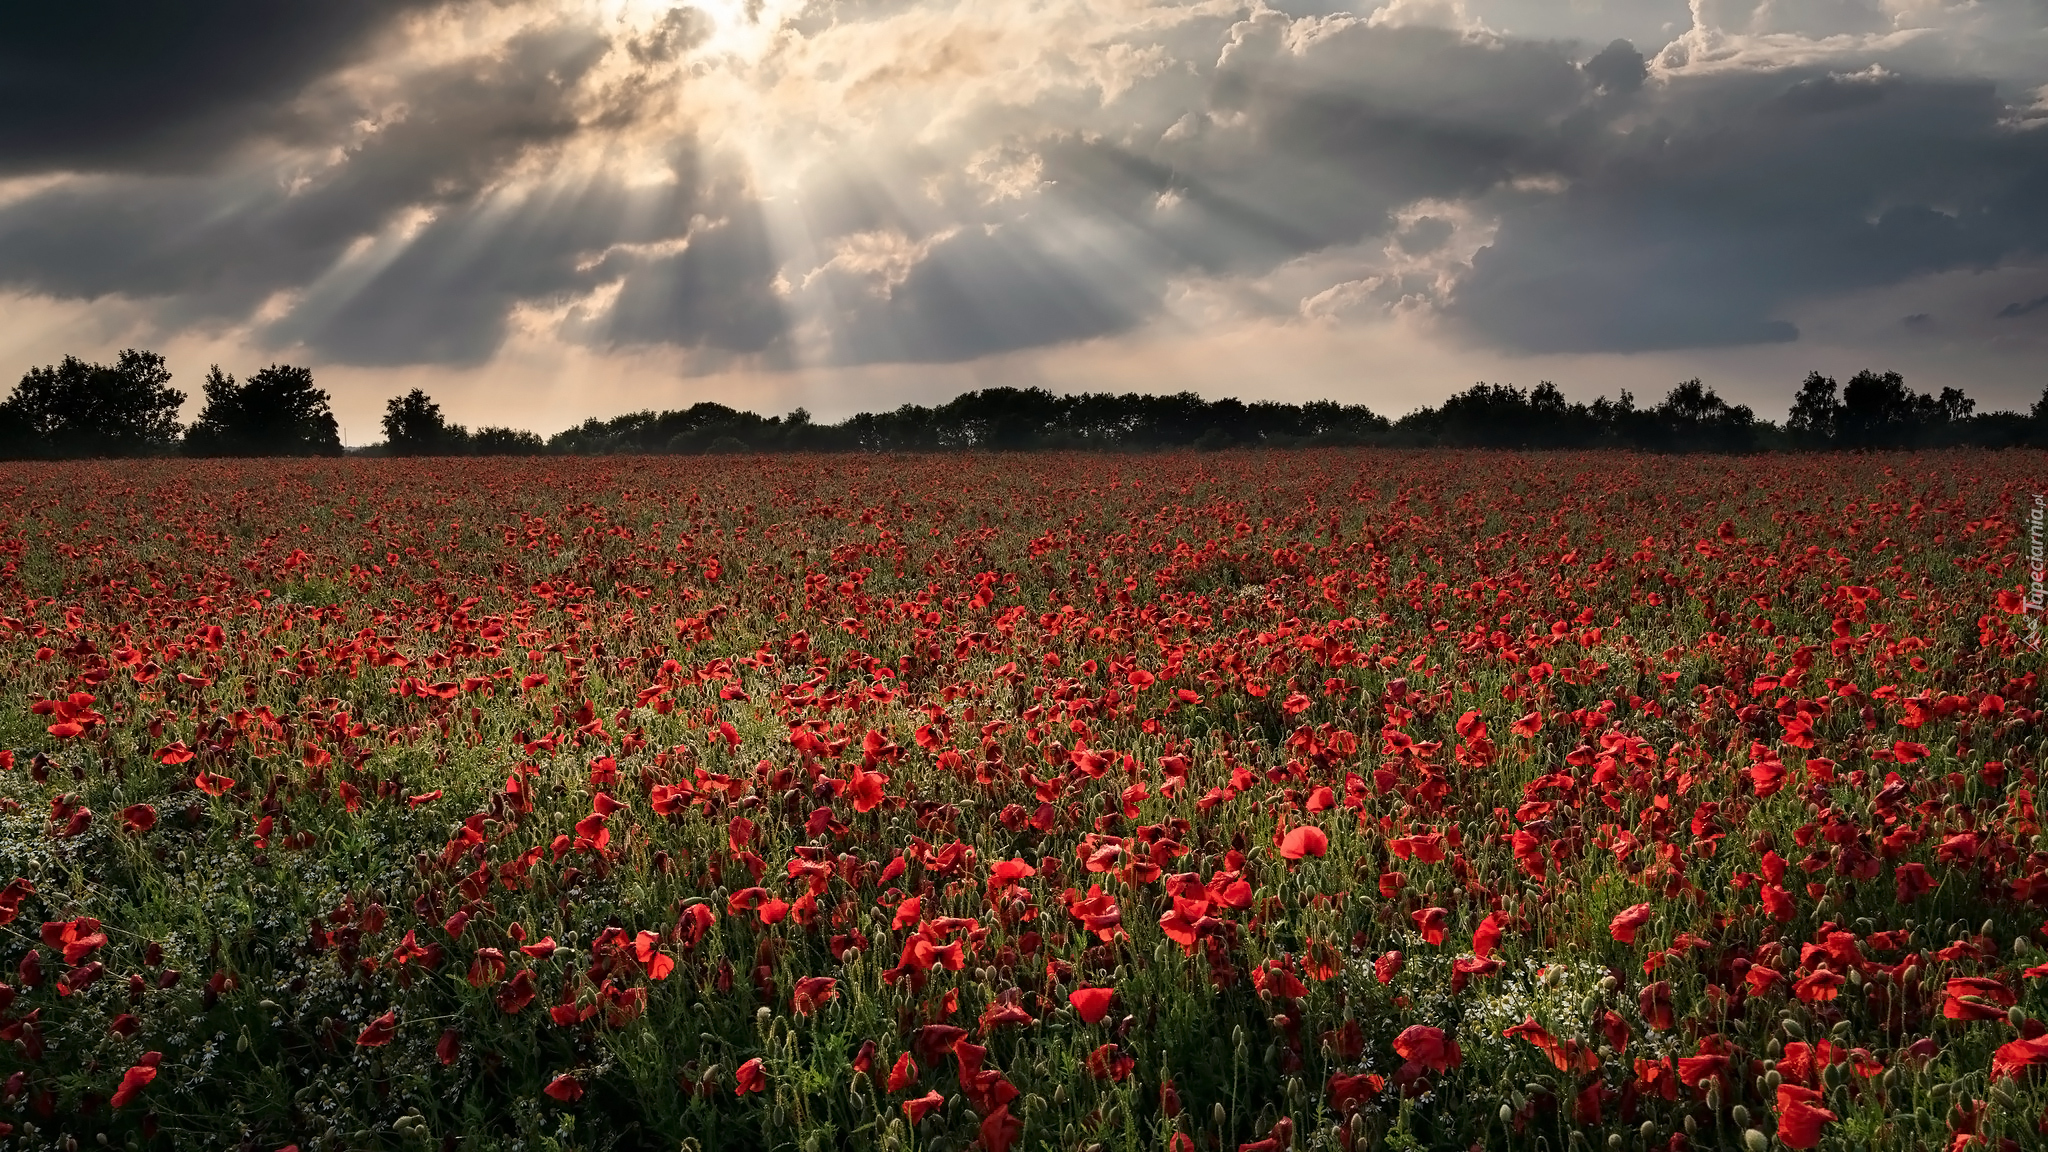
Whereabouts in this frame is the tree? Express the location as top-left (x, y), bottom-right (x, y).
top-left (1836, 370), bottom-right (1972, 448)
top-left (1787, 371), bottom-right (1841, 448)
top-left (184, 364), bottom-right (341, 457)
top-left (1644, 379), bottom-right (1757, 453)
top-left (381, 389), bottom-right (468, 456)
top-left (0, 349), bottom-right (183, 458)
top-left (469, 426), bottom-right (545, 455)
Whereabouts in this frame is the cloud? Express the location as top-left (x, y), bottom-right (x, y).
top-left (0, 0), bottom-right (2044, 379)
top-left (0, 0), bottom-right (452, 173)
top-left (1449, 64), bottom-right (2048, 352)
top-left (1997, 292), bottom-right (2048, 318)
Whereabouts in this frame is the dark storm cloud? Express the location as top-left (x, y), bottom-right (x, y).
top-left (0, 24), bottom-right (611, 312)
top-left (765, 12), bottom-right (2048, 364)
top-left (1450, 68), bottom-right (2048, 352)
top-left (0, 21), bottom-right (794, 365)
top-left (595, 189), bottom-right (790, 358)
top-left (828, 219), bottom-right (1156, 364)
top-left (0, 0), bottom-right (451, 173)
top-left (1583, 40), bottom-right (1648, 96)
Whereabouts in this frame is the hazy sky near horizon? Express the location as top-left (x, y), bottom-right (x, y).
top-left (2, 0), bottom-right (2045, 439)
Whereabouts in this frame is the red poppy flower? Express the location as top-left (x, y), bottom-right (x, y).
top-left (356, 1010), bottom-right (397, 1047)
top-left (1639, 982), bottom-right (1674, 1031)
top-left (1375, 950), bottom-right (1404, 984)
top-left (1992, 1032), bottom-right (2048, 1082)
top-left (793, 976), bottom-right (837, 1015)
top-left (1472, 911), bottom-right (1504, 959)
top-left (1608, 903), bottom-right (1653, 944)
top-left (42, 918), bottom-right (108, 965)
top-left (1774, 1084), bottom-right (1836, 1149)
top-left (1278, 825), bottom-right (1327, 860)
top-left (1411, 907), bottom-right (1450, 946)
top-left (979, 1102), bottom-right (1023, 1152)
top-left (1392, 1025), bottom-right (1460, 1073)
top-left (109, 1053), bottom-right (162, 1108)
top-left (1943, 976), bottom-right (2016, 1021)
top-left (1069, 986), bottom-right (1114, 1024)
top-left (1894, 861), bottom-right (1934, 902)
top-left (544, 1074), bottom-right (583, 1102)
top-left (1086, 1042), bottom-right (1134, 1081)
top-left (902, 1089), bottom-right (944, 1124)
top-left (496, 970), bottom-right (537, 1014)
top-left (735, 1057), bottom-right (767, 1095)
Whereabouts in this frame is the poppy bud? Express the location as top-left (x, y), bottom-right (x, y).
top-left (1498, 1105), bottom-right (1513, 1125)
top-left (1743, 1130), bottom-right (1769, 1152)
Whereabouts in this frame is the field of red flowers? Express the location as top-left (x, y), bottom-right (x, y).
top-left (1, 449), bottom-right (2045, 1152)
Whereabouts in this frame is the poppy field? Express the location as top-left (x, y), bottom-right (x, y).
top-left (2, 448), bottom-right (2046, 1152)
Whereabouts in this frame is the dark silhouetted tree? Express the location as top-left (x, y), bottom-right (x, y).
top-left (0, 350), bottom-right (183, 459)
top-left (1645, 379), bottom-right (1757, 453)
top-left (1836, 370), bottom-right (1971, 448)
top-left (184, 364), bottom-right (341, 457)
top-left (470, 427), bottom-right (545, 455)
top-left (381, 389), bottom-right (468, 456)
top-left (1787, 371), bottom-right (1841, 448)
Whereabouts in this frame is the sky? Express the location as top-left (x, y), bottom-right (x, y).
top-left (1, 0), bottom-right (2045, 440)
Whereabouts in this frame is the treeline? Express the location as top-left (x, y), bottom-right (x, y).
top-left (353, 373), bottom-right (2048, 455)
top-left (2, 351), bottom-right (2045, 459)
